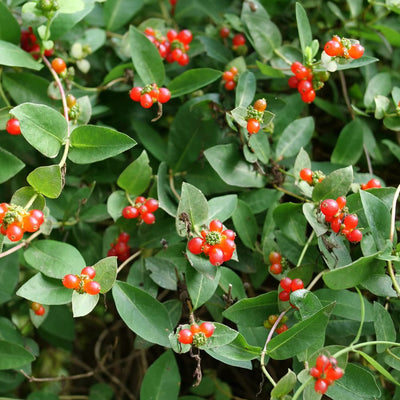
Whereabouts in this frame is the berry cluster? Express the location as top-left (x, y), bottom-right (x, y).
top-left (263, 314), bottom-right (288, 334)
top-left (310, 355), bottom-right (344, 394)
top-left (187, 220), bottom-right (236, 266)
top-left (62, 266), bottom-right (101, 295)
top-left (288, 62), bottom-right (321, 104)
top-left (20, 27), bottom-right (53, 59)
top-left (51, 57), bottom-right (67, 75)
top-left (245, 98), bottom-right (267, 135)
top-left (320, 197), bottom-right (362, 243)
top-left (145, 28), bottom-right (192, 66)
top-left (65, 94), bottom-right (81, 122)
top-left (107, 232), bottom-right (131, 262)
top-left (278, 277), bottom-right (304, 303)
top-left (299, 168), bottom-right (325, 185)
top-left (31, 302), bottom-right (45, 316)
top-left (321, 36), bottom-right (364, 72)
top-left (222, 66), bottom-right (239, 91)
top-left (122, 196), bottom-right (159, 225)
top-left (129, 83), bottom-right (171, 109)
top-left (0, 203), bottom-right (44, 242)
top-left (178, 322), bottom-right (215, 347)
top-left (361, 178), bottom-right (381, 190)
top-left (6, 118), bottom-right (21, 135)
top-left (269, 251), bottom-right (285, 275)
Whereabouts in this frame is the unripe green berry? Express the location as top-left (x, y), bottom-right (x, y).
top-left (192, 332), bottom-right (207, 347)
top-left (205, 231), bottom-right (222, 245)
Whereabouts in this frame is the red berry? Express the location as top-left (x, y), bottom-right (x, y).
top-left (310, 367), bottom-right (321, 378)
top-left (300, 168), bottom-right (313, 183)
top-left (270, 263), bottom-right (282, 275)
top-left (298, 80), bottom-right (313, 94)
top-left (167, 29), bottom-right (178, 41)
top-left (188, 237), bottom-right (204, 254)
top-left (209, 219), bottom-right (223, 232)
top-left (326, 366), bottom-right (344, 381)
top-left (366, 178), bottom-right (381, 189)
top-left (343, 214), bottom-right (358, 230)
top-left (0, 203), bottom-right (8, 223)
top-left (232, 33), bottom-right (245, 47)
top-left (35, 305), bottom-right (45, 316)
top-left (219, 239), bottom-right (235, 261)
top-left (346, 229), bottom-right (362, 243)
top-left (141, 212), bottom-right (155, 224)
top-left (314, 378), bottom-right (329, 394)
top-left (138, 205), bottom-right (148, 215)
top-left (122, 206), bottom-right (139, 219)
top-left (84, 280), bottom-right (101, 295)
top-left (140, 93), bottom-right (153, 108)
top-left (290, 278), bottom-right (304, 292)
top-left (135, 196), bottom-right (146, 204)
top-left (331, 216), bottom-right (342, 233)
top-left (172, 48), bottom-right (183, 62)
top-left (324, 40), bottom-right (342, 57)
top-left (294, 66), bottom-right (308, 79)
top-left (6, 118), bottom-right (21, 135)
top-left (51, 57), bottom-right (67, 74)
top-left (224, 80), bottom-right (236, 90)
top-left (254, 98), bottom-right (267, 112)
top-left (177, 29), bottom-right (192, 45)
top-left (288, 76), bottom-right (299, 88)
top-left (219, 27), bottom-right (230, 38)
top-left (31, 302), bottom-right (41, 312)
top-left (178, 328), bottom-right (193, 344)
top-left (208, 247), bottom-right (224, 266)
top-left (316, 354), bottom-right (330, 371)
top-left (23, 215), bottom-right (40, 233)
top-left (199, 321), bottom-right (215, 337)
top-left (290, 61), bottom-right (302, 74)
top-left (280, 277), bottom-right (292, 292)
top-left (107, 247), bottom-right (118, 257)
top-left (301, 89), bottom-right (316, 103)
top-left (276, 324), bottom-right (288, 334)
top-left (222, 71), bottom-right (234, 81)
top-left (29, 209), bottom-right (44, 225)
top-left (144, 198), bottom-right (159, 213)
top-left (279, 290), bottom-right (290, 302)
top-left (190, 323), bottom-right (201, 334)
top-left (230, 66), bottom-right (238, 75)
top-left (157, 88), bottom-right (171, 104)
top-left (348, 43), bottom-right (364, 59)
top-left (247, 118), bottom-right (260, 135)
top-left (81, 266), bottom-right (96, 279)
top-left (320, 199), bottom-right (339, 218)
top-left (118, 232), bottom-right (130, 243)
top-left (222, 229), bottom-right (236, 240)
top-left (6, 223), bottom-right (23, 242)
top-left (129, 87), bottom-right (142, 102)
top-left (118, 250), bottom-right (130, 262)
top-left (177, 53), bottom-right (189, 66)
top-left (158, 44), bottom-right (167, 58)
top-left (62, 274), bottom-right (80, 289)
top-left (336, 196), bottom-right (346, 209)
top-left (269, 251), bottom-right (282, 264)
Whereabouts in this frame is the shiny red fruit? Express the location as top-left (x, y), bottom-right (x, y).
top-left (348, 43), bottom-right (364, 59)
top-left (346, 229), bottom-right (362, 243)
top-left (314, 378), bottom-right (328, 394)
top-left (140, 93), bottom-right (153, 108)
top-left (232, 33), bottom-right (245, 47)
top-left (6, 118), bottom-right (21, 135)
top-left (145, 198), bottom-right (159, 213)
top-left (157, 88), bottom-right (171, 103)
top-left (188, 237), bottom-right (204, 254)
top-left (324, 40), bottom-right (342, 56)
top-left (199, 321), bottom-right (215, 337)
top-left (300, 168), bottom-right (313, 183)
top-left (208, 247), bottom-right (224, 266)
top-left (320, 199), bottom-right (339, 217)
top-left (118, 232), bottom-right (130, 243)
top-left (81, 266), bottom-right (96, 279)
top-left (177, 29), bottom-right (192, 45)
top-left (247, 118), bottom-right (260, 134)
top-left (129, 87), bottom-right (142, 102)
top-left (141, 212), bottom-right (155, 224)
top-left (122, 206), bottom-right (139, 219)
top-left (280, 277), bottom-right (292, 291)
top-left (278, 290), bottom-right (290, 302)
top-left (6, 223), bottom-right (23, 242)
top-left (270, 263), bottom-right (282, 274)
top-left (219, 27), bottom-right (230, 38)
top-left (84, 280), bottom-right (101, 295)
top-left (62, 274), bottom-right (80, 289)
top-left (178, 328), bottom-right (193, 344)
top-left (51, 57), bottom-right (67, 74)
top-left (276, 324), bottom-right (288, 334)
top-left (269, 251), bottom-right (282, 264)
top-left (209, 219), bottom-right (223, 232)
top-left (290, 278), bottom-right (304, 291)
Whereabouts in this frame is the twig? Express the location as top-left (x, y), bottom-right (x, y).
top-left (117, 250), bottom-right (142, 274)
top-left (169, 168), bottom-right (181, 200)
top-left (296, 231), bottom-right (315, 267)
top-left (19, 369), bottom-right (94, 382)
top-left (273, 184), bottom-right (309, 202)
top-left (0, 230), bottom-right (42, 259)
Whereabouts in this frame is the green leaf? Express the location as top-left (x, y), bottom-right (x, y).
top-left (204, 144), bottom-right (266, 188)
top-left (11, 186), bottom-right (45, 210)
top-left (27, 165), bottom-right (63, 199)
top-left (275, 117), bottom-right (314, 159)
top-left (117, 150), bottom-right (152, 195)
top-left (176, 182), bottom-right (208, 237)
top-left (249, 131), bottom-right (271, 164)
top-left (112, 281), bottom-right (173, 347)
top-left (133, 120), bottom-right (167, 162)
top-left (72, 291), bottom-right (99, 318)
top-left (94, 257), bottom-right (117, 294)
top-left (104, 0), bottom-right (144, 31)
top-left (0, 253), bottom-right (19, 305)
top-left (322, 252), bottom-right (380, 290)
top-left (271, 369), bottom-right (297, 398)
top-left (0, 340), bottom-right (35, 370)
top-left (11, 103), bottom-right (68, 158)
top-left (106, 190), bottom-right (126, 222)
top-left (0, 40), bottom-right (42, 71)
top-left (129, 26), bottom-right (165, 86)
top-left (201, 323), bottom-right (239, 349)
top-left (186, 251), bottom-right (218, 277)
top-left (145, 257), bottom-right (178, 291)
top-left (140, 350), bottom-right (180, 400)
top-left (241, 0), bottom-right (281, 61)
top-left (336, 56), bottom-right (379, 71)
top-left (68, 125), bottom-right (136, 164)
top-left (223, 292), bottom-right (278, 326)
top-left (235, 71), bottom-right (256, 108)
top-left (331, 119), bottom-right (364, 165)
top-left (207, 195), bottom-right (238, 223)
top-left (274, 203), bottom-right (307, 245)
top-left (295, 2), bottom-right (312, 54)
top-left (89, 383), bottom-right (114, 400)
top-left (197, 36), bottom-right (231, 64)
top-left (312, 166), bottom-right (353, 202)
top-left (0, 147), bottom-right (25, 184)
top-left (364, 72), bottom-right (392, 108)
top-left (360, 190), bottom-right (391, 250)
top-left (373, 302), bottom-right (396, 353)
top-left (168, 68), bottom-right (222, 98)
top-left (266, 303), bottom-right (335, 360)
top-left (0, 2), bottom-right (20, 44)
top-left (24, 240), bottom-right (86, 279)
top-left (17, 273), bottom-right (72, 305)
top-left (186, 267), bottom-right (221, 310)
top-left (256, 61), bottom-right (285, 78)
top-left (232, 199), bottom-right (258, 249)
top-left (157, 162), bottom-right (178, 217)
top-left (57, 0), bottom-right (84, 14)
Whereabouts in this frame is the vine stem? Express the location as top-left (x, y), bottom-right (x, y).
top-left (350, 287), bottom-right (364, 346)
top-left (332, 340), bottom-right (400, 359)
top-left (292, 376), bottom-right (313, 400)
top-left (306, 269), bottom-right (327, 292)
top-left (117, 250), bottom-right (142, 274)
top-left (272, 184), bottom-right (310, 202)
top-left (41, 55), bottom-right (70, 168)
top-left (24, 194), bottom-right (38, 210)
top-left (273, 48), bottom-right (292, 65)
top-left (388, 184), bottom-right (400, 296)
top-left (0, 230), bottom-right (42, 259)
top-left (169, 168), bottom-right (181, 200)
top-left (296, 230), bottom-right (315, 267)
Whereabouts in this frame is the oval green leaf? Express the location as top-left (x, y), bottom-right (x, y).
top-left (27, 165), bottom-right (63, 199)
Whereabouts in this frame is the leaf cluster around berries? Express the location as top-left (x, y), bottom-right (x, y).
top-left (129, 83), bottom-right (171, 109)
top-left (320, 197), bottom-right (362, 243)
top-left (62, 267), bottom-right (101, 295)
top-left (222, 66), bottom-right (239, 91)
top-left (0, 203), bottom-right (44, 242)
top-left (122, 196), bottom-right (159, 225)
top-left (107, 232), bottom-right (131, 262)
top-left (177, 322), bottom-right (215, 346)
top-left (187, 219), bottom-right (236, 266)
top-left (310, 355), bottom-right (344, 394)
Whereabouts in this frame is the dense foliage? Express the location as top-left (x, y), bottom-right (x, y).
top-left (0, 0), bottom-right (400, 399)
